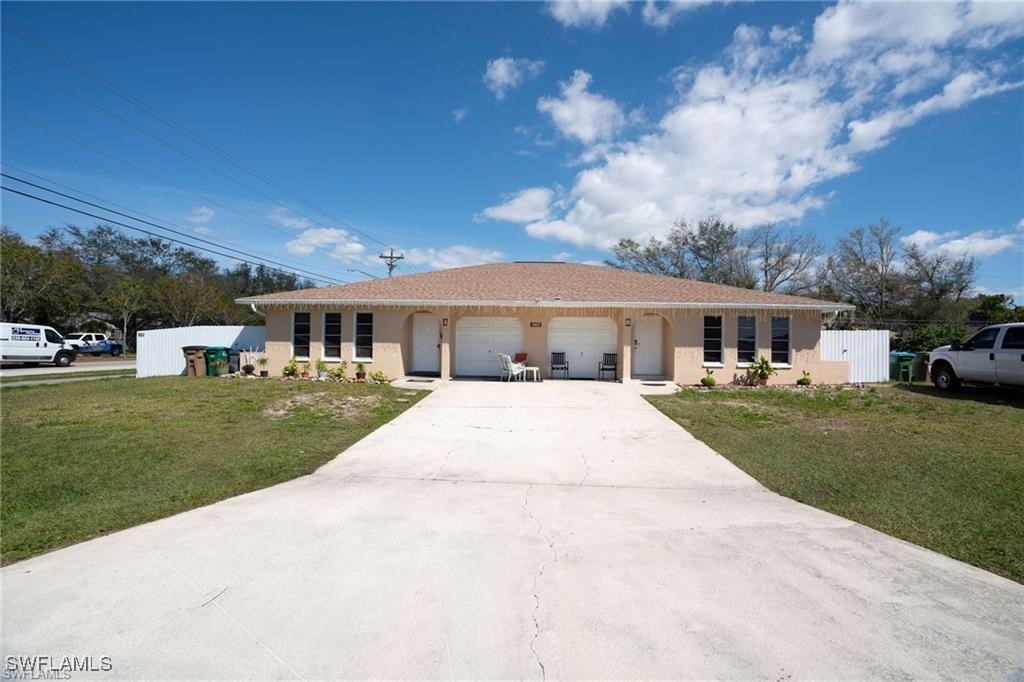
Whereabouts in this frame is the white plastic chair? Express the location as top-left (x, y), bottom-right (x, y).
top-left (497, 353), bottom-right (526, 382)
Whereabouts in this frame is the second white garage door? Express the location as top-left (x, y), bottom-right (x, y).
top-left (455, 317), bottom-right (524, 377)
top-left (548, 317), bottom-right (618, 379)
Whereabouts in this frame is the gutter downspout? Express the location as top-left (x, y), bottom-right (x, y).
top-left (250, 303), bottom-right (265, 318)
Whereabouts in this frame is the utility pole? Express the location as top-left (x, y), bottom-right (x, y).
top-left (378, 248), bottom-right (405, 277)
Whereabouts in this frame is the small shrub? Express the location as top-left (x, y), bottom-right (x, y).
top-left (282, 357), bottom-right (299, 378)
top-left (368, 370), bottom-right (390, 384)
top-left (747, 356), bottom-right (777, 386)
top-left (328, 360), bottom-right (349, 381)
top-left (241, 364), bottom-right (256, 375)
top-left (700, 368), bottom-right (717, 387)
top-left (796, 370), bottom-right (812, 386)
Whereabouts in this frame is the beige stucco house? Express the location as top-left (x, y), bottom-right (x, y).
top-left (237, 262), bottom-right (854, 384)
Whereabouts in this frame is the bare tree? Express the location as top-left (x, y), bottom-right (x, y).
top-left (903, 243), bottom-right (975, 322)
top-left (745, 223), bottom-right (822, 294)
top-left (826, 218), bottom-right (906, 324)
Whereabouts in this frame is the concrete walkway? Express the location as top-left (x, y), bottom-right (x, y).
top-left (3, 382), bottom-right (1022, 679)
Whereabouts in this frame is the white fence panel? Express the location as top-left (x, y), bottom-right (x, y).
top-left (821, 329), bottom-right (890, 383)
top-left (136, 325), bottom-right (265, 378)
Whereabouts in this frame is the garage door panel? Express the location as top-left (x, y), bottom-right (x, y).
top-left (548, 318), bottom-right (617, 379)
top-left (456, 317), bottom-right (524, 377)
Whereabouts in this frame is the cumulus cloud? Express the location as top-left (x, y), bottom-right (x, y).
top-left (286, 228), bottom-right (366, 262)
top-left (452, 107), bottom-right (470, 122)
top-left (484, 57), bottom-right (545, 100)
top-left (192, 226), bottom-right (213, 236)
top-left (545, 0), bottom-right (629, 28)
top-left (477, 187), bottom-right (554, 223)
top-left (404, 245), bottom-right (504, 270)
top-left (642, 0), bottom-right (713, 29)
top-left (186, 206), bottom-right (214, 224)
top-left (902, 229), bottom-right (1020, 258)
top-left (537, 70), bottom-right (627, 144)
top-left (489, 5), bottom-right (1023, 249)
top-left (268, 206), bottom-right (313, 230)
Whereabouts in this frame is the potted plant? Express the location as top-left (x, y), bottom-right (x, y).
top-left (241, 361), bottom-right (256, 376)
top-left (747, 356), bottom-right (777, 387)
top-left (258, 356), bottom-right (269, 378)
top-left (212, 359), bottom-right (230, 376)
top-left (300, 362), bottom-right (311, 380)
top-left (796, 370), bottom-right (812, 386)
top-left (282, 356), bottom-right (299, 378)
top-left (700, 368), bottom-right (716, 387)
top-left (316, 358), bottom-right (329, 380)
top-left (354, 362), bottom-right (367, 381)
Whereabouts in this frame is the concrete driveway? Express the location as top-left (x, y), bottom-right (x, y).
top-left (3, 382), bottom-right (1022, 679)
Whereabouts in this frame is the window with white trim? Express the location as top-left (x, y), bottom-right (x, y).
top-left (324, 313), bottom-right (342, 359)
top-left (737, 316), bottom-right (756, 364)
top-left (771, 316), bottom-right (790, 365)
top-left (703, 315), bottom-right (723, 364)
top-left (293, 312), bottom-right (311, 359)
top-left (354, 312), bottom-right (373, 360)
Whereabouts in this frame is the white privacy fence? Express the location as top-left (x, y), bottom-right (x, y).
top-left (136, 325), bottom-right (266, 378)
top-left (820, 329), bottom-right (890, 383)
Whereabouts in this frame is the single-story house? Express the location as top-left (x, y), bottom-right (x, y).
top-left (237, 261), bottom-right (855, 384)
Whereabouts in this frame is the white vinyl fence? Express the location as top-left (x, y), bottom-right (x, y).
top-left (820, 329), bottom-right (890, 383)
top-left (136, 325), bottom-right (265, 378)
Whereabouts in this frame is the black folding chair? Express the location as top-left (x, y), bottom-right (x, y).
top-left (550, 352), bottom-right (569, 379)
top-left (598, 353), bottom-right (617, 381)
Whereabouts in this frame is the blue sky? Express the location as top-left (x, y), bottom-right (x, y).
top-left (2, 1), bottom-right (1022, 294)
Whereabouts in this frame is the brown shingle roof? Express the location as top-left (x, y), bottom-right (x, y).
top-left (237, 262), bottom-right (852, 310)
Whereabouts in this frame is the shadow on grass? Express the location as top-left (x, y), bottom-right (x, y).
top-left (893, 382), bottom-right (1024, 409)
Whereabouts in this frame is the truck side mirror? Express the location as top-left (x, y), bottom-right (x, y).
top-left (950, 340), bottom-right (963, 351)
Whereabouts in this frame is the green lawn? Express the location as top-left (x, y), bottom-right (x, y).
top-left (0, 369), bottom-right (135, 384)
top-left (647, 384), bottom-right (1024, 584)
top-left (1, 377), bottom-right (426, 564)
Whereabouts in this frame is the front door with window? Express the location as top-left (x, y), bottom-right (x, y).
top-left (632, 316), bottom-right (662, 376)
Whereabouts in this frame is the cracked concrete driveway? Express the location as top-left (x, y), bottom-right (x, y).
top-left (3, 381), bottom-right (1023, 679)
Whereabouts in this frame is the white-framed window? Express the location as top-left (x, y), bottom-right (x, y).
top-left (353, 312), bottom-right (373, 361)
top-left (737, 316), bottom-right (756, 364)
top-left (703, 315), bottom-right (723, 365)
top-left (771, 316), bottom-right (791, 365)
top-left (323, 312), bottom-right (342, 360)
top-left (292, 311), bottom-right (311, 359)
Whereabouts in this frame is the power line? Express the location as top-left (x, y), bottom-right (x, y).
top-left (1, 184), bottom-right (343, 287)
top-left (3, 18), bottom-right (422, 274)
top-left (1, 171), bottom-right (348, 285)
top-left (1, 162), bottom-right (346, 284)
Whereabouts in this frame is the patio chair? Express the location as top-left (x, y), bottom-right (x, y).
top-left (498, 353), bottom-right (526, 382)
top-left (598, 353), bottom-right (618, 381)
top-left (550, 352), bottom-right (569, 380)
top-left (514, 353), bottom-right (529, 364)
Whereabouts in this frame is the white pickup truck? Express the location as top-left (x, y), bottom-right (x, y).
top-left (929, 323), bottom-right (1024, 390)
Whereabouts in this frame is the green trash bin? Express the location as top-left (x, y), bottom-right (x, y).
top-left (204, 346), bottom-right (230, 376)
top-left (889, 351), bottom-right (916, 381)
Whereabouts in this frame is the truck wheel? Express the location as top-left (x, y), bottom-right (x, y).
top-left (111, 347), bottom-right (123, 357)
top-left (91, 352), bottom-right (102, 357)
top-left (54, 352), bottom-right (73, 368)
top-left (932, 365), bottom-right (959, 391)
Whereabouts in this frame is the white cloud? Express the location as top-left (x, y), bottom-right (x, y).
top-left (551, 251), bottom-right (573, 261)
top-left (452, 107), bottom-right (470, 123)
top-left (545, 0), bottom-right (629, 28)
top-left (193, 226), bottom-right (213, 236)
top-left (494, 7), bottom-right (1023, 249)
top-left (267, 206), bottom-right (313, 230)
top-left (405, 245), bottom-right (504, 270)
top-left (285, 228), bottom-right (366, 262)
top-left (537, 70), bottom-right (626, 144)
top-left (477, 187), bottom-right (554, 223)
top-left (483, 57), bottom-right (545, 100)
top-left (186, 206), bottom-right (214, 224)
top-left (903, 229), bottom-right (1020, 258)
top-left (642, 0), bottom-right (713, 29)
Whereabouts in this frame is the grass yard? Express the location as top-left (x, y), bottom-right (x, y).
top-left (1, 377), bottom-right (426, 564)
top-left (0, 369), bottom-right (135, 384)
top-left (648, 384), bottom-right (1024, 584)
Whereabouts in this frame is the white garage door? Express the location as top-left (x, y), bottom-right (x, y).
top-left (455, 317), bottom-right (524, 377)
top-left (548, 317), bottom-right (618, 379)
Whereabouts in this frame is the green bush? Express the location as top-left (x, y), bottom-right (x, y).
top-left (700, 368), bottom-right (716, 387)
top-left (281, 357), bottom-right (299, 378)
top-left (747, 356), bottom-right (777, 386)
top-left (796, 370), bottom-right (812, 386)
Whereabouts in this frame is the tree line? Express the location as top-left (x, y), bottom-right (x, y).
top-left (606, 217), bottom-right (1022, 351)
top-left (1, 224), bottom-right (312, 349)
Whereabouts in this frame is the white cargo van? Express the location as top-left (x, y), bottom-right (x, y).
top-left (0, 323), bottom-right (78, 367)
